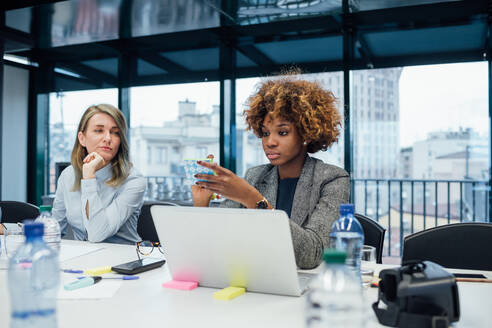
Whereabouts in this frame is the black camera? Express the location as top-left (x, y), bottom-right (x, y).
top-left (372, 261), bottom-right (460, 328)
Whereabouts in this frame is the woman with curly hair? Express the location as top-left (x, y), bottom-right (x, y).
top-left (192, 75), bottom-right (349, 269)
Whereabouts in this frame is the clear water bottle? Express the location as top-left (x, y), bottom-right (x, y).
top-left (8, 221), bottom-right (60, 328)
top-left (305, 250), bottom-right (365, 328)
top-left (329, 204), bottom-right (364, 276)
top-left (35, 205), bottom-right (61, 252)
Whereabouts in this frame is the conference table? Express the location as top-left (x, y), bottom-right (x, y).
top-left (1, 240), bottom-right (491, 328)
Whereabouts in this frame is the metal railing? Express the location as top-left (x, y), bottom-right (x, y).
top-left (351, 178), bottom-right (490, 257)
top-left (144, 176), bottom-right (192, 204)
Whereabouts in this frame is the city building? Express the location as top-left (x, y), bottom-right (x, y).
top-left (398, 128), bottom-right (489, 222)
top-left (130, 99), bottom-right (220, 178)
top-left (412, 128), bottom-right (487, 179)
top-left (398, 147), bottom-right (413, 179)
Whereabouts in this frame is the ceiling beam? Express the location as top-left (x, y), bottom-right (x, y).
top-left (103, 40), bottom-right (191, 74)
top-left (236, 44), bottom-right (274, 67)
top-left (56, 62), bottom-right (118, 86)
top-left (54, 71), bottom-right (101, 89)
top-left (137, 52), bottom-right (189, 74)
top-left (34, 48), bottom-right (484, 91)
top-left (0, 26), bottom-right (34, 47)
top-left (0, 0), bottom-right (67, 11)
top-left (368, 50), bottom-right (484, 70)
top-left (135, 70), bottom-right (219, 87)
top-left (352, 1), bottom-right (486, 30)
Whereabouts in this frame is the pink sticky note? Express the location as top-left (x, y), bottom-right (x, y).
top-left (162, 280), bottom-right (198, 291)
top-left (19, 262), bottom-right (32, 269)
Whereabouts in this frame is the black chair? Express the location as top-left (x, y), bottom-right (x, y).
top-left (354, 213), bottom-right (386, 264)
top-left (55, 162), bottom-right (71, 188)
top-left (137, 201), bottom-right (179, 243)
top-left (402, 223), bottom-right (492, 271)
top-left (0, 201), bottom-right (40, 224)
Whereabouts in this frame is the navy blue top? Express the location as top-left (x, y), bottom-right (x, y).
top-left (276, 178), bottom-right (299, 218)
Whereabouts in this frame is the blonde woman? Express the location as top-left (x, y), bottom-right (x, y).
top-left (52, 104), bottom-right (146, 244)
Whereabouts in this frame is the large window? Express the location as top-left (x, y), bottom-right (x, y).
top-left (236, 73), bottom-right (345, 178)
top-left (351, 62), bottom-right (489, 258)
top-left (49, 89), bottom-right (118, 194)
top-left (130, 82), bottom-right (220, 203)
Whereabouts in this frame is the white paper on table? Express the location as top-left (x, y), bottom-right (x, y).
top-left (0, 258), bottom-right (7, 270)
top-left (59, 244), bottom-right (103, 262)
top-left (58, 274), bottom-right (122, 300)
top-left (0, 243), bottom-right (103, 270)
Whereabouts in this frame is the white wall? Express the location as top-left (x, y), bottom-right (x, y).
top-left (2, 65), bottom-right (29, 201)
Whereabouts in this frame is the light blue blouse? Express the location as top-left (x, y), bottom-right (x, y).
top-left (52, 164), bottom-right (146, 245)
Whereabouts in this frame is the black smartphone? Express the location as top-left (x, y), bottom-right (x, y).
top-left (112, 258), bottom-right (166, 275)
top-left (453, 273), bottom-right (487, 279)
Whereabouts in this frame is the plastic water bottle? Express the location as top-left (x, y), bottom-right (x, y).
top-left (305, 250), bottom-right (365, 327)
top-left (329, 204), bottom-right (364, 276)
top-left (35, 205), bottom-right (61, 252)
top-left (8, 221), bottom-right (60, 328)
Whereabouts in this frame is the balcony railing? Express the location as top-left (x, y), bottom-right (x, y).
top-left (144, 175), bottom-right (490, 258)
top-left (351, 178), bottom-right (490, 258)
top-left (144, 176), bottom-right (193, 205)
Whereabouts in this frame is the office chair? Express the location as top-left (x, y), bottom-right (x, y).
top-left (354, 213), bottom-right (386, 264)
top-left (137, 201), bottom-right (179, 243)
top-left (0, 201), bottom-right (40, 224)
top-left (402, 222), bottom-right (492, 271)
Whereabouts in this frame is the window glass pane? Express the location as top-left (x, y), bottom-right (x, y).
top-left (236, 72), bottom-right (344, 178)
top-left (132, 0), bottom-right (220, 37)
top-left (49, 89), bottom-right (118, 194)
top-left (130, 82), bottom-right (220, 203)
top-left (354, 0), bottom-right (458, 12)
top-left (237, 0), bottom-right (343, 25)
top-left (351, 62), bottom-right (489, 260)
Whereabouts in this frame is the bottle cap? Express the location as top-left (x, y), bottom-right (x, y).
top-left (322, 249), bottom-right (346, 264)
top-left (39, 205), bottom-right (52, 212)
top-left (339, 204), bottom-right (354, 215)
top-left (24, 221), bottom-right (44, 238)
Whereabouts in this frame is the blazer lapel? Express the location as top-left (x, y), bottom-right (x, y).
top-left (290, 156), bottom-right (315, 226)
top-left (257, 166), bottom-right (278, 207)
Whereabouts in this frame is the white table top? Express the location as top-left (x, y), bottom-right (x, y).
top-left (1, 240), bottom-right (491, 328)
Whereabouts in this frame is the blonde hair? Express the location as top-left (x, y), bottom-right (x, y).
top-left (71, 104), bottom-right (132, 191)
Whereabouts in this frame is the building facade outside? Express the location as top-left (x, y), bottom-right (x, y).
top-left (398, 128), bottom-right (489, 222)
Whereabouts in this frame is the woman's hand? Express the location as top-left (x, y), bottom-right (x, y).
top-left (194, 159), bottom-right (264, 208)
top-left (82, 152), bottom-right (107, 179)
top-left (191, 185), bottom-right (214, 207)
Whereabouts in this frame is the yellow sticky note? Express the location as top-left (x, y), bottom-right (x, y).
top-left (84, 266), bottom-right (112, 276)
top-left (213, 286), bottom-right (246, 301)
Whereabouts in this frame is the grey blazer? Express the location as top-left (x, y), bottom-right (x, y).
top-left (220, 156), bottom-right (350, 269)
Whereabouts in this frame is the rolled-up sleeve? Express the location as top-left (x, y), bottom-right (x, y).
top-left (289, 175), bottom-right (350, 269)
top-left (81, 176), bottom-right (146, 242)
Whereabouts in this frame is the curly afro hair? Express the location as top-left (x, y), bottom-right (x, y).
top-left (244, 75), bottom-right (342, 153)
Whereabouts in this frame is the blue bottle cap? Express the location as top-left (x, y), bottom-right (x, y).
top-left (339, 204), bottom-right (354, 215)
top-left (23, 221), bottom-right (44, 238)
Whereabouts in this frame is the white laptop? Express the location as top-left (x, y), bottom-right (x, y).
top-left (150, 206), bottom-right (314, 296)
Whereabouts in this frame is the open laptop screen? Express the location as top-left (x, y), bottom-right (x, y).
top-left (150, 206), bottom-right (303, 296)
